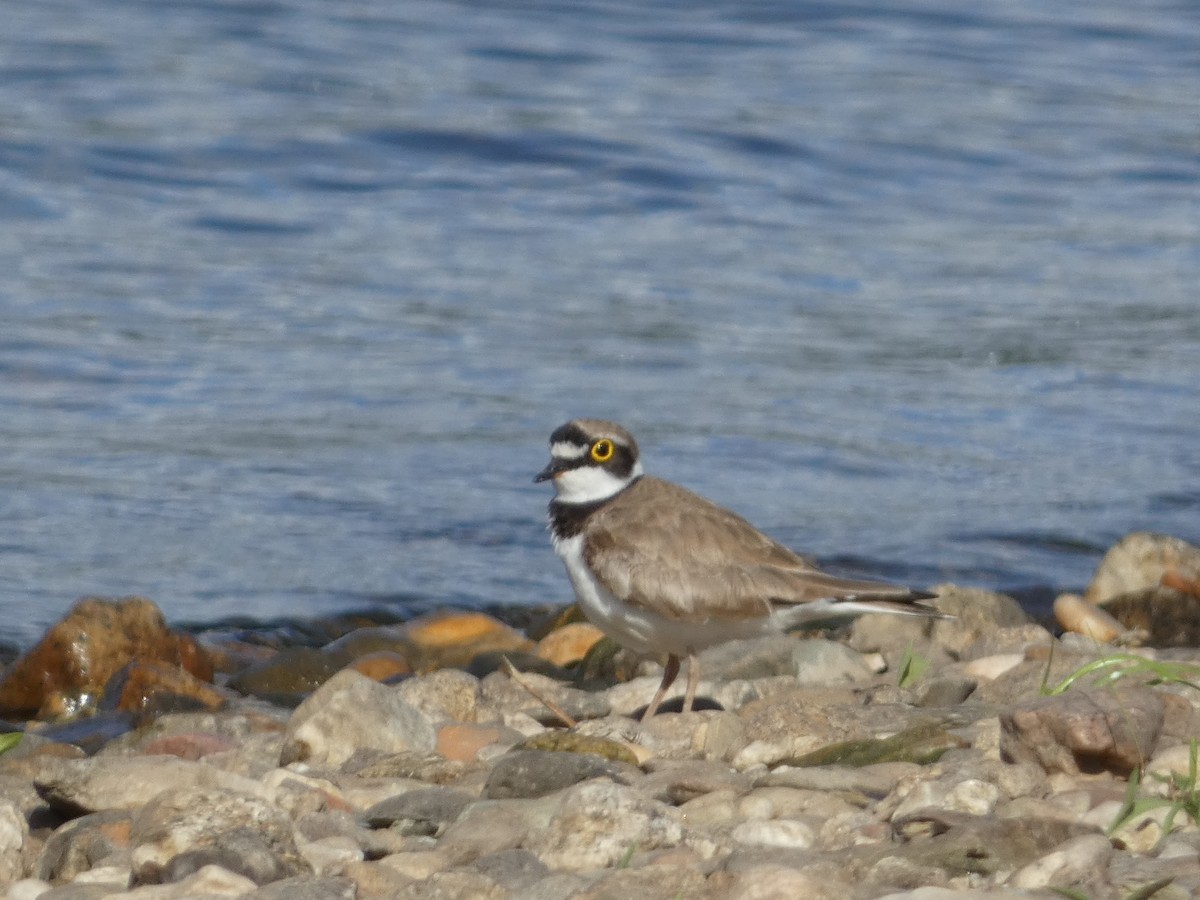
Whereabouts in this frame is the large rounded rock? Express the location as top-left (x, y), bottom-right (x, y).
top-left (522, 780), bottom-right (683, 871)
top-left (32, 755), bottom-right (267, 816)
top-left (483, 749), bottom-right (639, 800)
top-left (999, 687), bottom-right (1164, 776)
top-left (279, 669), bottom-right (436, 768)
top-left (130, 787), bottom-right (306, 885)
top-left (99, 660), bottom-right (227, 716)
top-left (1085, 532), bottom-right (1200, 604)
top-left (0, 597), bottom-right (212, 719)
top-left (399, 610), bottom-right (534, 670)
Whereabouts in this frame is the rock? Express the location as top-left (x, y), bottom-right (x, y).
top-left (758, 762), bottom-right (920, 800)
top-left (0, 597), bottom-right (213, 719)
top-left (279, 669), bottom-right (436, 767)
top-left (394, 669), bottom-right (481, 723)
top-left (343, 749), bottom-right (469, 784)
top-left (248, 875), bottom-right (357, 900)
top-left (7, 880), bottom-right (53, 900)
top-left (99, 660), bottom-right (227, 716)
top-left (522, 780), bottom-right (683, 871)
top-left (914, 676), bottom-right (976, 707)
top-left (731, 818), bottom-right (816, 849)
top-left (35, 809), bottom-right (131, 882)
top-left (480, 670), bottom-right (611, 723)
top-left (361, 787), bottom-right (475, 836)
top-left (1053, 594), bottom-right (1127, 643)
top-left (1085, 532), bottom-right (1200, 603)
top-left (786, 721), bottom-right (966, 768)
top-left (890, 776), bottom-right (1001, 822)
top-left (141, 732), bottom-right (240, 761)
top-left (0, 798), bottom-right (29, 884)
top-left (33, 755), bottom-right (266, 816)
top-left (130, 787), bottom-right (306, 885)
top-left (698, 635), bottom-right (801, 681)
top-left (1147, 741), bottom-right (1200, 781)
top-left (483, 749), bottom-right (639, 800)
top-left (321, 625), bottom-right (411, 663)
top-left (718, 864), bottom-right (849, 900)
top-left (436, 723), bottom-right (517, 763)
top-left (437, 796), bottom-right (560, 863)
top-left (345, 651), bottom-right (413, 682)
top-left (920, 585), bottom-right (1032, 658)
top-left (1000, 687), bottom-right (1165, 776)
top-left (385, 869), bottom-right (509, 900)
top-left (861, 812), bottom-right (1089, 880)
top-left (124, 863), bottom-right (258, 897)
top-left (463, 848), bottom-right (549, 892)
top-left (1108, 805), bottom-right (1173, 855)
top-left (734, 687), bottom-right (864, 767)
top-left (1102, 587), bottom-right (1200, 647)
top-left (226, 648), bottom-right (343, 703)
top-left (518, 731), bottom-right (640, 766)
top-left (638, 758), bottom-right (753, 805)
top-left (963, 653), bottom-right (1023, 681)
top-left (399, 610), bottom-right (534, 670)
top-left (572, 865), bottom-right (709, 900)
top-left (535, 623), bottom-right (605, 667)
top-left (790, 639), bottom-right (876, 685)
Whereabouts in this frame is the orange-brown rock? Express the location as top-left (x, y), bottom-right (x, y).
top-left (400, 610), bottom-right (533, 671)
top-left (436, 723), bottom-right (510, 763)
top-left (535, 622), bottom-right (605, 667)
top-left (345, 651), bottom-right (413, 682)
top-left (99, 659), bottom-right (226, 716)
top-left (0, 596), bottom-right (213, 719)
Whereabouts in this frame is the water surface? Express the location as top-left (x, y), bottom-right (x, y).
top-left (1, 0), bottom-right (1198, 643)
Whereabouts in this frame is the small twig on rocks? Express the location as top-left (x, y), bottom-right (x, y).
top-left (500, 655), bottom-right (578, 728)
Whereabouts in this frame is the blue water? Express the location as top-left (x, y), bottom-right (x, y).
top-left (1, 0), bottom-right (1198, 644)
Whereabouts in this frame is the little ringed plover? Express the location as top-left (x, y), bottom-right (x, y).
top-left (536, 418), bottom-right (941, 719)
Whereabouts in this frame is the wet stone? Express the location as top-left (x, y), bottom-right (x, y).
top-left (0, 597), bottom-right (213, 720)
top-left (226, 647), bottom-right (343, 704)
top-left (361, 787), bottom-right (475, 836)
top-left (483, 749), bottom-right (640, 800)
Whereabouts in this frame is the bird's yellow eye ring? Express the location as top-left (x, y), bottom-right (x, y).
top-left (590, 439), bottom-right (615, 463)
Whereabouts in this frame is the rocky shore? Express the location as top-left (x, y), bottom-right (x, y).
top-left (1, 532), bottom-right (1199, 899)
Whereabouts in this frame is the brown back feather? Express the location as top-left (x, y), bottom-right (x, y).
top-left (583, 477), bottom-right (926, 622)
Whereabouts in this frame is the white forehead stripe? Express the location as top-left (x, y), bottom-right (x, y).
top-left (550, 441), bottom-right (588, 459)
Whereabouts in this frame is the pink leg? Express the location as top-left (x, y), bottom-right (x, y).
top-left (640, 654), bottom-right (680, 721)
top-left (683, 653), bottom-right (700, 713)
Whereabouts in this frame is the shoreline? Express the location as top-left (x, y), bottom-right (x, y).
top-left (0, 532), bottom-right (1197, 898)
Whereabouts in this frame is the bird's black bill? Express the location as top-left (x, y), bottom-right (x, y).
top-left (534, 461), bottom-right (561, 483)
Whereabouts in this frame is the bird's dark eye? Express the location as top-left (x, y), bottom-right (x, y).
top-left (590, 439), bottom-right (615, 463)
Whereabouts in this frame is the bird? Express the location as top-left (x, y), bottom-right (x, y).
top-left (535, 418), bottom-right (942, 720)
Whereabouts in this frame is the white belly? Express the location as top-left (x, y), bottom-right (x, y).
top-left (552, 534), bottom-right (782, 657)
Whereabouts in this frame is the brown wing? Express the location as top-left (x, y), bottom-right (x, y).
top-left (584, 477), bottom-right (921, 622)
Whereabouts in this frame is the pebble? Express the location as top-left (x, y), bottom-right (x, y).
top-left (0, 547), bottom-right (1198, 899)
top-left (999, 686), bottom-right (1165, 776)
top-left (483, 749), bottom-right (638, 800)
top-left (279, 669), bottom-right (436, 767)
top-left (534, 622), bottom-right (605, 667)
